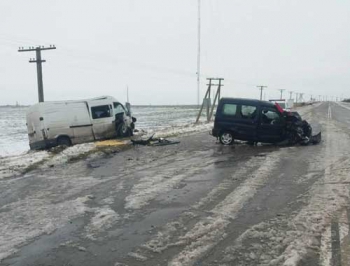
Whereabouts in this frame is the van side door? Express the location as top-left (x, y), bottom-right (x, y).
top-left (257, 107), bottom-right (285, 143)
top-left (89, 104), bottom-right (115, 140)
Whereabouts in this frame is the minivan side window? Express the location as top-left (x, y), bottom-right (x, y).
top-left (261, 109), bottom-right (282, 124)
top-left (240, 105), bottom-right (257, 119)
top-left (91, 105), bottom-right (112, 119)
top-left (222, 104), bottom-right (237, 116)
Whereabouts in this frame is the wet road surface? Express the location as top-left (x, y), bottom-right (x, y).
top-left (1, 102), bottom-right (350, 266)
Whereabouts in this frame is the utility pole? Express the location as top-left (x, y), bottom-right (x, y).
top-left (127, 85), bottom-right (129, 102)
top-left (18, 45), bottom-right (56, 102)
top-left (257, 85), bottom-right (267, 100)
top-left (289, 91), bottom-right (293, 99)
top-left (278, 89), bottom-right (285, 99)
top-left (196, 78), bottom-right (224, 123)
top-left (196, 0), bottom-right (201, 106)
top-left (299, 93), bottom-right (304, 103)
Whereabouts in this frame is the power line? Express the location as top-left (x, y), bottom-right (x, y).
top-left (18, 45), bottom-right (56, 102)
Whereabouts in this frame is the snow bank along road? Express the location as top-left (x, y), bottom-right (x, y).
top-left (1, 102), bottom-right (350, 266)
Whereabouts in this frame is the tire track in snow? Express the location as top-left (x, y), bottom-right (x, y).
top-left (166, 151), bottom-right (284, 266)
top-left (277, 119), bottom-right (350, 266)
top-left (135, 155), bottom-right (264, 257)
top-left (210, 110), bottom-right (350, 266)
top-left (124, 151), bottom-right (217, 210)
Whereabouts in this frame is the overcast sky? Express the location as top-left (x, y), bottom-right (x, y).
top-left (1, 0), bottom-right (349, 105)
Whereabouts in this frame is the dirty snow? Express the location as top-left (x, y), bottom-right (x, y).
top-left (336, 101), bottom-right (350, 111)
top-left (0, 143), bottom-right (97, 179)
top-left (0, 173), bottom-right (110, 262)
top-left (124, 150), bottom-right (216, 210)
top-left (216, 116), bottom-right (350, 266)
top-left (0, 195), bottom-right (91, 261)
top-left (85, 206), bottom-right (120, 240)
top-left (0, 150), bottom-right (48, 179)
top-left (278, 120), bottom-right (350, 266)
top-left (168, 151), bottom-right (283, 266)
top-left (135, 150), bottom-right (283, 265)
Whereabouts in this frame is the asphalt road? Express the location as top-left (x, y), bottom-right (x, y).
top-left (1, 102), bottom-right (350, 266)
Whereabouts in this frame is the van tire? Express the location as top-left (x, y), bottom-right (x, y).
top-left (57, 136), bottom-right (72, 147)
top-left (219, 132), bottom-right (234, 145)
top-left (117, 123), bottom-right (132, 137)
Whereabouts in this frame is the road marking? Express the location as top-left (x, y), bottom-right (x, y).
top-left (320, 226), bottom-right (332, 266)
top-left (328, 104), bottom-right (332, 120)
top-left (331, 221), bottom-right (342, 266)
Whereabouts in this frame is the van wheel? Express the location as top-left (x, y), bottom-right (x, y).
top-left (219, 132), bottom-right (234, 145)
top-left (57, 136), bottom-right (71, 147)
top-left (117, 123), bottom-right (132, 137)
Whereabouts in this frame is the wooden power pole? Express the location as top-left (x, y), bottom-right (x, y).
top-left (278, 89), bottom-right (285, 99)
top-left (196, 78), bottom-right (224, 123)
top-left (18, 45), bottom-right (56, 102)
top-left (257, 85), bottom-right (267, 100)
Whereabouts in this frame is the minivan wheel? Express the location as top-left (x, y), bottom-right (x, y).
top-left (57, 136), bottom-right (71, 147)
top-left (219, 132), bottom-right (234, 145)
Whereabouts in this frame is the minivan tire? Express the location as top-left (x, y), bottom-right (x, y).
top-left (219, 132), bottom-right (234, 145)
top-left (57, 136), bottom-right (72, 147)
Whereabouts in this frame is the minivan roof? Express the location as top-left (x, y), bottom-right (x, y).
top-left (219, 97), bottom-right (276, 107)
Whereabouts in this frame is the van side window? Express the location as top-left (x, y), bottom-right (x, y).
top-left (222, 104), bottom-right (237, 116)
top-left (91, 105), bottom-right (112, 119)
top-left (240, 105), bottom-right (257, 119)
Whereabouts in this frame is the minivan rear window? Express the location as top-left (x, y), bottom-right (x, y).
top-left (222, 104), bottom-right (237, 116)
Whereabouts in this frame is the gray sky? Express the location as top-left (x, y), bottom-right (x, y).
top-left (1, 0), bottom-right (349, 105)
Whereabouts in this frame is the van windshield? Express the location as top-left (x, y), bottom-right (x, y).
top-left (113, 102), bottom-right (125, 115)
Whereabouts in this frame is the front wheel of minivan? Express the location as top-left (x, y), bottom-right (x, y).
top-left (219, 132), bottom-right (234, 145)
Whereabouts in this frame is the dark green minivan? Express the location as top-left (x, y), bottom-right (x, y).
top-left (212, 98), bottom-right (286, 145)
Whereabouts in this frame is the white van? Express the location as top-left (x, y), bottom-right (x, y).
top-left (26, 96), bottom-right (136, 150)
top-left (269, 99), bottom-right (294, 111)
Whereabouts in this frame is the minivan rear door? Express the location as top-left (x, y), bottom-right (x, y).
top-left (257, 107), bottom-right (285, 143)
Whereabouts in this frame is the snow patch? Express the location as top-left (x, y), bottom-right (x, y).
top-left (85, 206), bottom-right (120, 240)
top-left (127, 252), bottom-right (148, 261)
top-left (0, 150), bottom-right (48, 179)
top-left (138, 121), bottom-right (213, 139)
top-left (0, 195), bottom-right (91, 262)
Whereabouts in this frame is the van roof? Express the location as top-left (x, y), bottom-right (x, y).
top-left (30, 96), bottom-right (119, 106)
top-left (219, 97), bottom-right (275, 107)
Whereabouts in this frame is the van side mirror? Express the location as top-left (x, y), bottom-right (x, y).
top-left (125, 102), bottom-right (131, 116)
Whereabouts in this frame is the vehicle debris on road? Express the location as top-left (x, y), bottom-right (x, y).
top-left (131, 134), bottom-right (180, 146)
